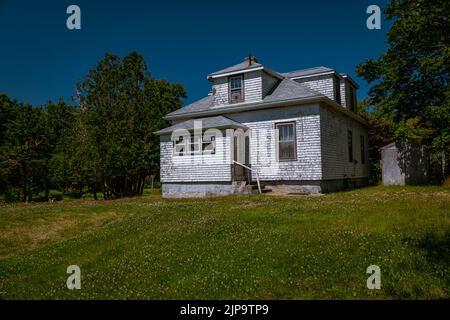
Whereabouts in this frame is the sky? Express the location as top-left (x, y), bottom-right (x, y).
top-left (0, 0), bottom-right (390, 107)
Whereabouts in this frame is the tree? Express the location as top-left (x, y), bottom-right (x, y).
top-left (357, 0), bottom-right (450, 180)
top-left (358, 99), bottom-right (394, 183)
top-left (0, 94), bottom-right (18, 199)
top-left (76, 51), bottom-right (185, 198)
top-left (0, 103), bottom-right (49, 202)
top-left (0, 51), bottom-right (185, 202)
top-left (45, 100), bottom-right (78, 198)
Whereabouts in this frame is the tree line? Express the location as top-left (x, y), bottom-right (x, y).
top-left (357, 0), bottom-right (449, 183)
top-left (0, 51), bottom-right (185, 202)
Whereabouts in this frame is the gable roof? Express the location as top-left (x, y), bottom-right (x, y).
top-left (208, 60), bottom-right (264, 78)
top-left (155, 115), bottom-right (248, 135)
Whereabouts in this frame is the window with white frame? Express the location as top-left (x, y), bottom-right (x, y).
top-left (229, 76), bottom-right (243, 103)
top-left (189, 135), bottom-right (201, 154)
top-left (173, 134), bottom-right (216, 156)
top-left (173, 135), bottom-right (187, 156)
top-left (202, 135), bottom-right (216, 155)
top-left (276, 122), bottom-right (297, 161)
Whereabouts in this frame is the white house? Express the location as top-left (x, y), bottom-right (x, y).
top-left (156, 56), bottom-right (369, 197)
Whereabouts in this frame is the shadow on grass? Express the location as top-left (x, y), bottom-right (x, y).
top-left (416, 230), bottom-right (450, 268)
top-left (386, 230), bottom-right (450, 299)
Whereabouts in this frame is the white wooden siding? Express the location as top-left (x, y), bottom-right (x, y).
top-left (212, 71), bottom-right (264, 106)
top-left (212, 77), bottom-right (228, 105)
top-left (340, 80), bottom-right (348, 109)
top-left (159, 103), bottom-right (368, 183)
top-left (228, 104), bottom-right (322, 181)
top-left (243, 71), bottom-right (263, 102)
top-left (294, 75), bottom-right (335, 101)
top-left (160, 131), bottom-right (232, 182)
top-left (320, 105), bottom-right (369, 180)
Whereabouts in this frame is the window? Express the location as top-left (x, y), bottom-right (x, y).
top-left (334, 77), bottom-right (341, 104)
top-left (360, 135), bottom-right (365, 164)
top-left (276, 122), bottom-right (296, 161)
top-left (173, 135), bottom-right (187, 156)
top-left (229, 76), bottom-right (243, 103)
top-left (173, 134), bottom-right (216, 156)
top-left (202, 135), bottom-right (216, 155)
top-left (189, 136), bottom-right (201, 154)
top-left (348, 86), bottom-right (356, 112)
top-left (347, 130), bottom-right (353, 162)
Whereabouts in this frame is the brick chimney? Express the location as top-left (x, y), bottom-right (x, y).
top-left (244, 55), bottom-right (258, 66)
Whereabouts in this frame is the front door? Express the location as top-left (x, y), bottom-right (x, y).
top-left (233, 132), bottom-right (250, 181)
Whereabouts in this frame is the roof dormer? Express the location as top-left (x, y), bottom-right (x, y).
top-left (208, 56), bottom-right (282, 106)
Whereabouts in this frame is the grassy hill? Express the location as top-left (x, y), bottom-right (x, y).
top-left (0, 186), bottom-right (448, 299)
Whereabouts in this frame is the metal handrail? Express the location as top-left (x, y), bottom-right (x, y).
top-left (232, 160), bottom-right (262, 194)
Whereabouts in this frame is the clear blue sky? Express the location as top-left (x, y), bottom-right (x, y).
top-left (0, 0), bottom-right (390, 107)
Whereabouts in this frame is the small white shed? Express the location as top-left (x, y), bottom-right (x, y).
top-left (381, 141), bottom-right (429, 186)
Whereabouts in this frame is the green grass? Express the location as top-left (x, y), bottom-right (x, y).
top-left (0, 186), bottom-right (449, 299)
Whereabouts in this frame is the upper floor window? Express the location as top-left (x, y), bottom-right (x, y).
top-left (334, 77), bottom-right (341, 104)
top-left (229, 76), bottom-right (243, 103)
top-left (348, 86), bottom-right (356, 112)
top-left (276, 122), bottom-right (297, 161)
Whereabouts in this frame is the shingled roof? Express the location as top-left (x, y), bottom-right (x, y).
top-left (280, 66), bottom-right (335, 78)
top-left (208, 55), bottom-right (263, 78)
top-left (163, 58), bottom-right (365, 125)
top-left (165, 78), bottom-right (323, 120)
top-left (155, 115), bottom-right (248, 135)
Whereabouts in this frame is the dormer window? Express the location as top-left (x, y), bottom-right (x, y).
top-left (229, 75), bottom-right (243, 103)
top-left (334, 76), bottom-right (341, 104)
top-left (348, 85), bottom-right (356, 112)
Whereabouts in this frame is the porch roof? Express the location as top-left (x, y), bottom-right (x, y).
top-left (154, 115), bottom-right (248, 135)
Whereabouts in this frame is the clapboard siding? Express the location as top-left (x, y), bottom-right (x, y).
top-left (228, 104), bottom-right (323, 181)
top-left (212, 70), bottom-right (263, 105)
top-left (243, 71), bottom-right (263, 102)
top-left (160, 131), bottom-right (232, 182)
top-left (159, 103), bottom-right (369, 184)
top-left (320, 105), bottom-right (369, 180)
top-left (212, 77), bottom-right (229, 105)
top-left (294, 75), bottom-right (335, 101)
top-left (340, 80), bottom-right (348, 109)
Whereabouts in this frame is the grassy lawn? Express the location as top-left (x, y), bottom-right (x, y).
top-left (0, 186), bottom-right (448, 299)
